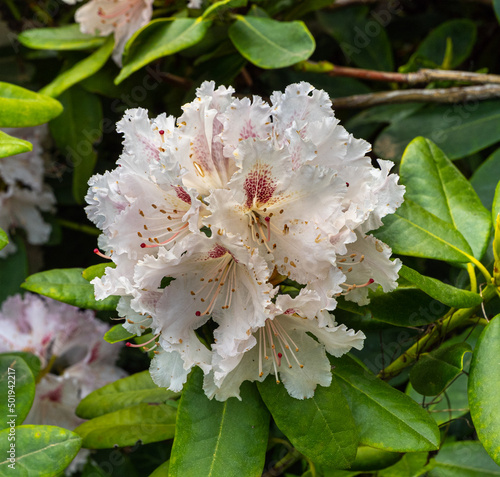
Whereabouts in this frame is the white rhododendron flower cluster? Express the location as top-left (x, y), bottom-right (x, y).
top-left (86, 81), bottom-right (405, 400)
top-left (0, 293), bottom-right (126, 471)
top-left (62, 0), bottom-right (154, 65)
top-left (0, 126), bottom-right (55, 258)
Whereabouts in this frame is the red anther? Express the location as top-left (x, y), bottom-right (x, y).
top-left (346, 182), bottom-right (350, 187)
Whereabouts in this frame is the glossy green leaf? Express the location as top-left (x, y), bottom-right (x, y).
top-left (49, 86), bottom-right (102, 203)
top-left (39, 36), bottom-right (114, 98)
top-left (410, 343), bottom-right (471, 396)
top-left (229, 16), bottom-right (315, 69)
top-left (103, 325), bottom-right (136, 344)
top-left (400, 137), bottom-right (491, 259)
top-left (21, 268), bottom-right (119, 311)
top-left (0, 352), bottom-right (41, 380)
top-left (318, 6), bottom-right (394, 71)
top-left (429, 441), bottom-right (500, 477)
top-left (77, 371), bottom-right (178, 419)
top-left (374, 100), bottom-right (500, 162)
top-left (350, 446), bottom-right (402, 472)
top-left (0, 425), bottom-right (81, 476)
top-left (169, 368), bottom-right (269, 477)
top-left (75, 403), bottom-right (176, 449)
top-left (149, 460), bottom-right (169, 477)
top-left (0, 237), bottom-right (28, 303)
top-left (377, 452), bottom-right (429, 477)
top-left (471, 148), bottom-right (500, 211)
top-left (406, 374), bottom-right (469, 426)
top-left (202, 0), bottom-right (247, 19)
top-left (399, 265), bottom-right (482, 308)
top-left (0, 355), bottom-right (35, 428)
top-left (413, 19), bottom-right (476, 68)
top-left (374, 199), bottom-right (473, 262)
top-left (468, 314), bottom-right (500, 465)
top-left (258, 375), bottom-right (358, 469)
top-left (0, 229), bottom-right (7, 251)
top-left (368, 287), bottom-right (445, 327)
top-left (18, 24), bottom-right (106, 50)
top-left (0, 130), bottom-right (32, 158)
top-left (332, 356), bottom-right (440, 452)
top-left (0, 82), bottom-right (63, 127)
top-left (117, 18), bottom-right (211, 83)
top-left (82, 262), bottom-right (115, 282)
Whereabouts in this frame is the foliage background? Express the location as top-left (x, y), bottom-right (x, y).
top-left (0, 0), bottom-right (500, 476)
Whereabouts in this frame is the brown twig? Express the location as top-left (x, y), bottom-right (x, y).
top-left (299, 61), bottom-right (500, 85)
top-left (332, 84), bottom-right (500, 108)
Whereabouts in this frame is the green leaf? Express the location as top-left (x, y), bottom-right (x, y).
top-left (471, 148), bottom-right (500, 211)
top-left (495, 0), bottom-right (500, 24)
top-left (21, 268), bottom-right (119, 311)
top-left (317, 6), bottom-right (394, 71)
top-left (103, 325), bottom-right (136, 344)
top-left (75, 402), bottom-right (176, 449)
top-left (149, 460), bottom-right (169, 477)
top-left (18, 24), bottom-right (106, 50)
top-left (82, 262), bottom-right (116, 282)
top-left (399, 265), bottom-right (482, 308)
top-left (0, 352), bottom-right (41, 380)
top-left (77, 371), bottom-right (178, 419)
top-left (413, 19), bottom-right (476, 69)
top-left (169, 368), bottom-right (269, 477)
top-left (406, 374), bottom-right (469, 426)
top-left (258, 375), bottom-right (358, 469)
top-left (0, 355), bottom-right (35, 428)
top-left (377, 452), bottom-right (429, 477)
top-left (400, 137), bottom-right (491, 259)
top-left (350, 446), bottom-right (402, 472)
top-left (39, 36), bottom-right (114, 98)
top-left (228, 16), bottom-right (315, 69)
top-left (0, 236), bottom-right (28, 303)
top-left (368, 287), bottom-right (445, 327)
top-left (374, 199), bottom-right (473, 263)
top-left (429, 441), bottom-right (500, 477)
top-left (468, 314), bottom-right (500, 465)
top-left (0, 229), bottom-right (7, 251)
top-left (0, 130), bottom-right (32, 158)
top-left (49, 85), bottom-right (102, 203)
top-left (410, 343), bottom-right (471, 396)
top-left (0, 425), bottom-right (81, 476)
top-left (332, 356), bottom-right (440, 452)
top-left (0, 82), bottom-right (63, 127)
top-left (374, 100), bottom-right (500, 162)
top-left (202, 0), bottom-right (247, 19)
top-left (117, 18), bottom-right (211, 84)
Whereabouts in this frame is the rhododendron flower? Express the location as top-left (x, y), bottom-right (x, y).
top-left (63, 0), bottom-right (154, 65)
top-left (204, 292), bottom-right (365, 401)
top-left (0, 293), bottom-right (126, 471)
top-left (86, 81), bottom-right (404, 400)
top-left (0, 127), bottom-right (55, 257)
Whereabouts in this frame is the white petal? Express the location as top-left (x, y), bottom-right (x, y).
top-left (149, 349), bottom-right (190, 392)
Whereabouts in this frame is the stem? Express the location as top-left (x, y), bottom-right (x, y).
top-left (378, 284), bottom-right (497, 380)
top-left (331, 84), bottom-right (500, 108)
top-left (262, 447), bottom-right (302, 477)
top-left (467, 263), bottom-right (477, 294)
top-left (298, 61), bottom-right (500, 86)
top-left (56, 219), bottom-right (100, 236)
